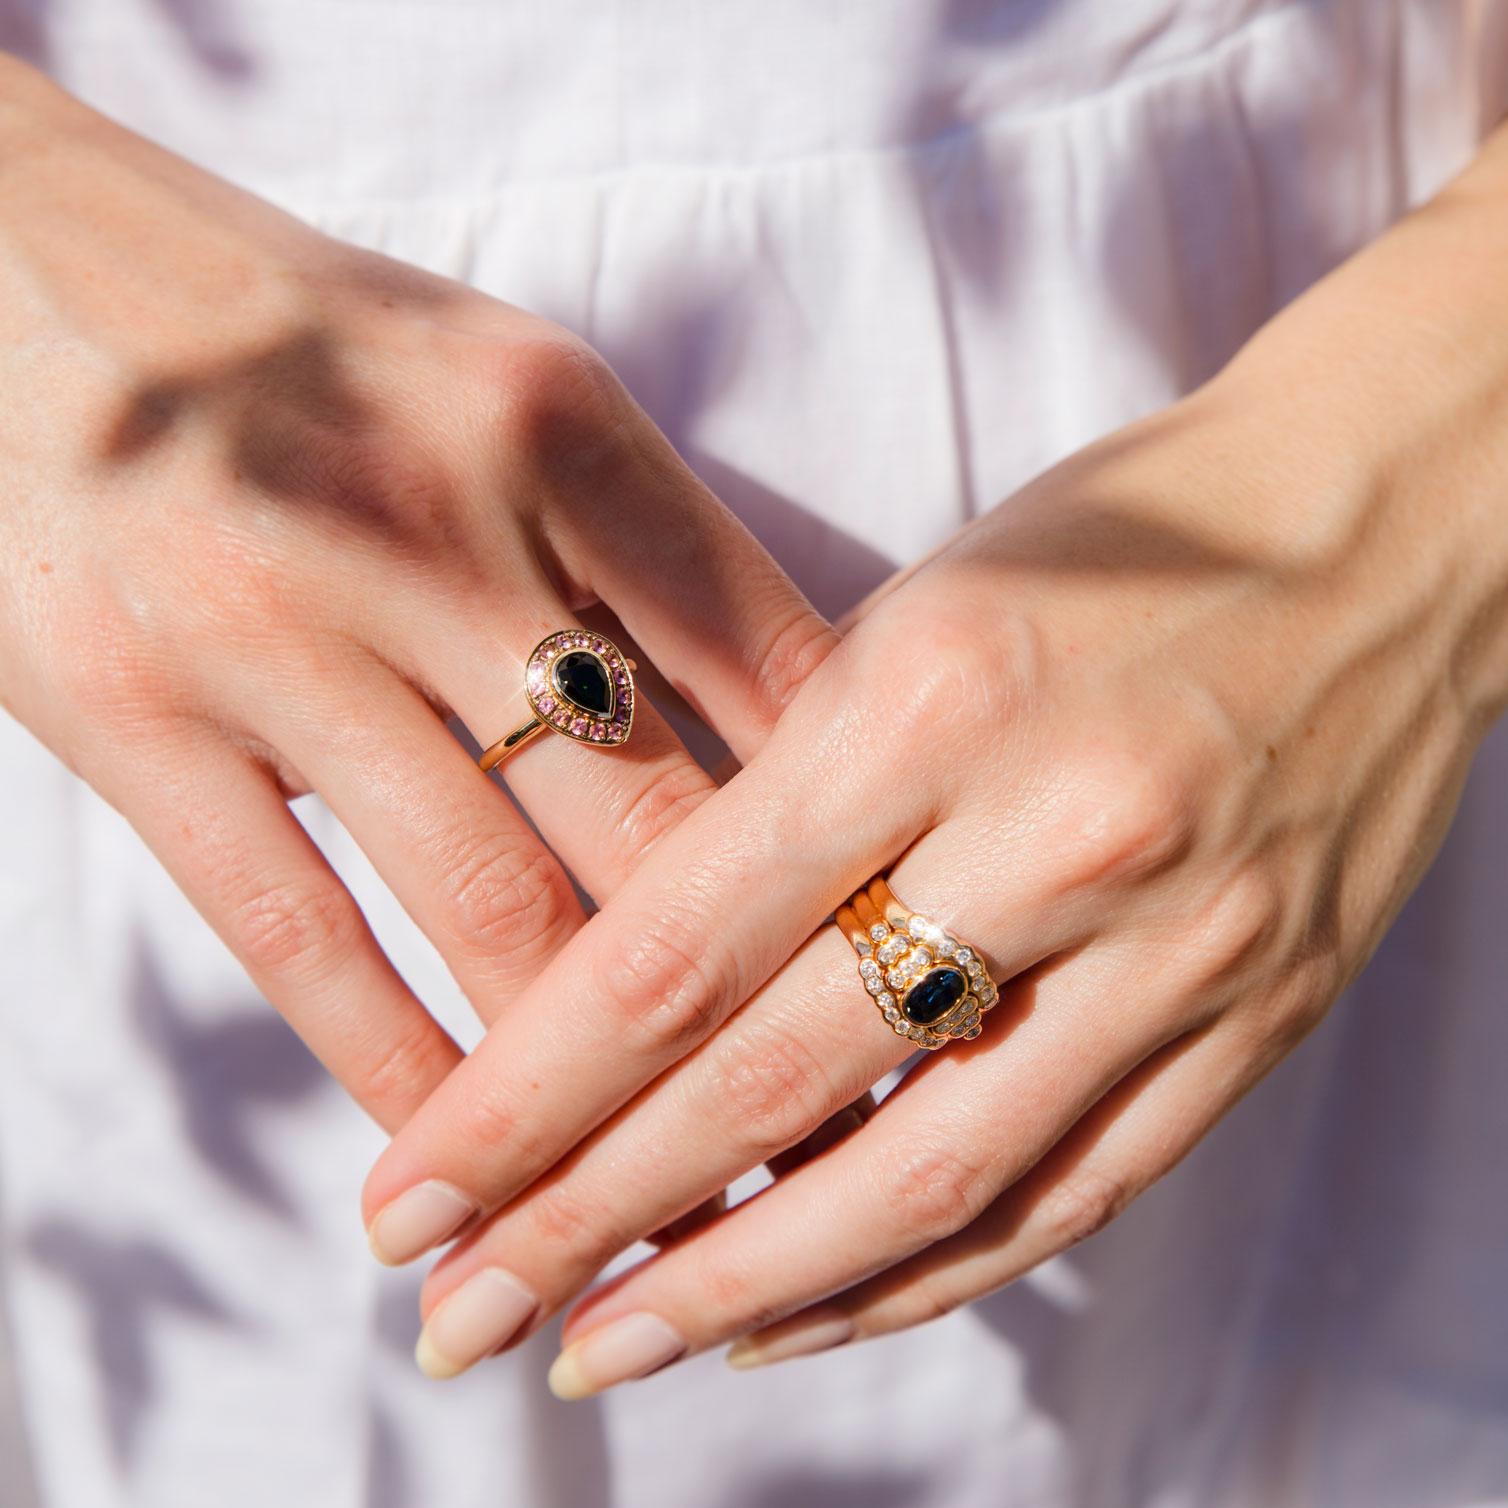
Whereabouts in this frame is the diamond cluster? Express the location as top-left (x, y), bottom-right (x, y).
top-left (853, 912), bottom-right (997, 1050)
top-left (525, 631), bottom-right (634, 744)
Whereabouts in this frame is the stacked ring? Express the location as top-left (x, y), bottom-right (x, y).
top-left (835, 877), bottom-right (999, 1050)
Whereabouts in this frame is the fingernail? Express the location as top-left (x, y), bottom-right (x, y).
top-left (367, 1180), bottom-right (475, 1266)
top-left (725, 1311), bottom-right (856, 1370)
top-left (547, 1312), bottom-right (687, 1400)
top-left (415, 1267), bottom-right (540, 1380)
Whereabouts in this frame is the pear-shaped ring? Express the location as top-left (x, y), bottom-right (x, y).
top-left (477, 629), bottom-right (637, 773)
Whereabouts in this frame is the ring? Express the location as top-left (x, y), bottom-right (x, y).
top-left (835, 877), bottom-right (999, 1050)
top-left (477, 629), bottom-right (638, 773)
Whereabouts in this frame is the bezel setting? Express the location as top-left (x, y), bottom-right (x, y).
top-left (848, 911), bottom-right (996, 1050)
top-left (523, 630), bottom-right (636, 747)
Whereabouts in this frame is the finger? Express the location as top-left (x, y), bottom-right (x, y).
top-left (408, 805), bottom-right (1083, 1380)
top-left (536, 382), bottom-right (839, 762)
top-left (106, 723), bottom-right (462, 1133)
top-left (724, 1014), bottom-right (1282, 1367)
top-left (359, 658), bottom-right (1054, 1266)
top-left (403, 838), bottom-right (1091, 1382)
top-left (416, 610), bottom-right (724, 905)
top-left (406, 925), bottom-right (914, 1377)
top-left (358, 669), bottom-right (930, 1253)
top-left (764, 1091), bottom-right (878, 1181)
top-left (645, 1189), bottom-right (728, 1250)
top-left (248, 651), bottom-right (589, 1032)
top-left (541, 947), bottom-right (1199, 1399)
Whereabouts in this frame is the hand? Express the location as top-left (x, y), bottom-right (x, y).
top-left (0, 58), bottom-right (833, 1143)
top-left (362, 128), bottom-right (1508, 1388)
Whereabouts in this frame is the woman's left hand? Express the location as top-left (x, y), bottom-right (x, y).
top-left (359, 147), bottom-right (1508, 1392)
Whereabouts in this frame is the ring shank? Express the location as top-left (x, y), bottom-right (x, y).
top-left (478, 716), bottom-right (546, 773)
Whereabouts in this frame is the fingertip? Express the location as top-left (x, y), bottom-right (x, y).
top-left (365, 1179), bottom-right (476, 1267)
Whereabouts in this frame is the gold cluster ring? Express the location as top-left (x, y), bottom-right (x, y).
top-left (836, 877), bottom-right (999, 1050)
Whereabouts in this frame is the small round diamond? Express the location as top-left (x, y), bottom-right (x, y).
top-left (886, 968), bottom-right (907, 989)
top-left (892, 1020), bottom-right (910, 1036)
top-left (966, 959), bottom-right (984, 978)
top-left (859, 959), bottom-right (880, 980)
top-left (935, 939), bottom-right (957, 958)
top-left (955, 947), bottom-right (974, 964)
top-left (876, 992), bottom-right (895, 1011)
top-left (865, 977), bottom-right (883, 996)
top-left (876, 935), bottom-right (907, 965)
top-left (869, 923), bottom-right (888, 942)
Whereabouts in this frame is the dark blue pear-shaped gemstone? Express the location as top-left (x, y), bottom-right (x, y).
top-left (903, 965), bottom-right (968, 1025)
top-left (553, 651), bottom-right (615, 716)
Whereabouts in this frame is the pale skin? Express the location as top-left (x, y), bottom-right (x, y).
top-left (0, 55), bottom-right (835, 1157)
top-left (5, 54), bottom-right (1508, 1399)
top-left (364, 125), bottom-right (1508, 1393)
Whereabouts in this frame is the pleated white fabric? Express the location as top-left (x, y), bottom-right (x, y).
top-left (2, 3), bottom-right (1507, 1505)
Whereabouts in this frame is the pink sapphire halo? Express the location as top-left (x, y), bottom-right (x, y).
top-left (522, 630), bottom-right (636, 748)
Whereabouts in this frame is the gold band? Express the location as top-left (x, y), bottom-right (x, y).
top-left (836, 876), bottom-right (998, 1050)
top-left (478, 717), bottom-right (547, 773)
top-left (478, 630), bottom-right (638, 773)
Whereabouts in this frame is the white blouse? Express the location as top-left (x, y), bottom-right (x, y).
top-left (1, 2), bottom-right (1506, 1504)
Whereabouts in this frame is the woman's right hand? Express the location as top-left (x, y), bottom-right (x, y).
top-left (0, 56), bottom-right (835, 1138)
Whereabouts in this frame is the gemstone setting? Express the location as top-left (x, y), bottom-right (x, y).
top-left (901, 964), bottom-right (969, 1026)
top-left (847, 906), bottom-right (999, 1050)
top-left (523, 630), bottom-right (636, 746)
top-left (553, 650), bottom-right (615, 717)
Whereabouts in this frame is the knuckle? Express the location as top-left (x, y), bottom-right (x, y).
top-left (346, 1013), bottom-right (451, 1116)
top-left (229, 874), bottom-right (362, 981)
top-left (460, 1082), bottom-right (524, 1160)
top-left (1183, 870), bottom-right (1284, 990)
top-left (1055, 760), bottom-right (1194, 891)
top-left (613, 761), bottom-right (712, 870)
top-left (692, 1247), bottom-right (777, 1327)
top-left (56, 607), bottom-right (176, 729)
top-left (749, 610), bottom-right (839, 723)
top-left (595, 913), bottom-right (728, 1054)
top-left (488, 335), bottom-right (628, 478)
top-left (711, 1017), bottom-right (839, 1160)
top-left (874, 608), bottom-right (1037, 740)
top-left (1032, 1164), bottom-right (1133, 1252)
top-left (1243, 947), bottom-right (1344, 1056)
top-left (438, 836), bottom-right (572, 958)
top-left (523, 1180), bottom-right (607, 1265)
top-left (879, 1141), bottom-right (992, 1245)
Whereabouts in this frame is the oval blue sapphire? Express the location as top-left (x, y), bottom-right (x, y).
top-left (902, 965), bottom-right (968, 1026)
top-left (553, 651), bottom-right (615, 717)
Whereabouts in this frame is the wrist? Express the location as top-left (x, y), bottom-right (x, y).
top-left (1195, 131), bottom-right (1508, 736)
